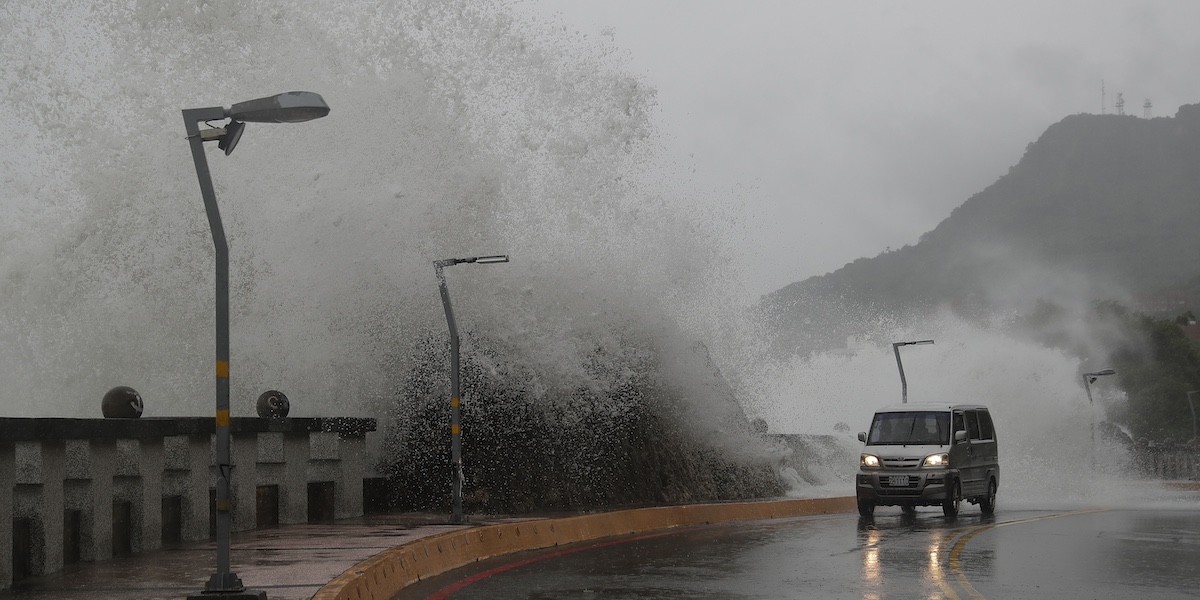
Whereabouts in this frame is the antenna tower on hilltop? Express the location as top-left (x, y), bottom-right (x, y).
top-left (1101, 80), bottom-right (1106, 114)
top-left (1115, 92), bottom-right (1125, 116)
top-left (1144, 99), bottom-right (1153, 118)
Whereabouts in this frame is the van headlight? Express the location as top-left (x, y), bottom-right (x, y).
top-left (860, 454), bottom-right (880, 468)
top-left (922, 453), bottom-right (949, 468)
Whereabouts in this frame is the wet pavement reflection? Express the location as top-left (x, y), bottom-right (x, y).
top-left (399, 508), bottom-right (1200, 599)
top-left (0, 513), bottom-right (472, 600)
top-left (854, 510), bottom-right (999, 599)
top-left (6, 505), bottom-right (1199, 599)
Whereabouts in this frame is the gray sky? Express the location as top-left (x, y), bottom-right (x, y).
top-left (526, 0), bottom-right (1200, 296)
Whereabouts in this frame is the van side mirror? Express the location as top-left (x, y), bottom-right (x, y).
top-left (857, 432), bottom-right (867, 443)
top-left (954, 430), bottom-right (967, 443)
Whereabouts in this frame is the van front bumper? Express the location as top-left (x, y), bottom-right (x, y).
top-left (856, 470), bottom-right (955, 506)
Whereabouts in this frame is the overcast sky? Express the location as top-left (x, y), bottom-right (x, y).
top-left (525, 0), bottom-right (1200, 296)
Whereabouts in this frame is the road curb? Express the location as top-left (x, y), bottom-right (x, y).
top-left (1163, 481), bottom-right (1200, 491)
top-left (313, 496), bottom-right (856, 599)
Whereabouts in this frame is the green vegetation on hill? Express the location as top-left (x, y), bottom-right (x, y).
top-left (1015, 301), bottom-right (1200, 443)
top-left (763, 104), bottom-right (1200, 356)
top-left (760, 104), bottom-right (1200, 443)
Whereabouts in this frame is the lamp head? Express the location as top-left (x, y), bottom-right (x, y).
top-left (435, 254), bottom-right (510, 268)
top-left (218, 120), bottom-right (244, 155)
top-left (473, 255), bottom-right (510, 264)
top-left (227, 91), bottom-right (330, 123)
top-left (894, 339), bottom-right (935, 348)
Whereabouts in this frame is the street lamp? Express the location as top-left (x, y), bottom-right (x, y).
top-left (892, 340), bottom-right (934, 404)
top-left (1186, 391), bottom-right (1198, 441)
top-left (182, 91), bottom-right (329, 599)
top-left (1082, 369), bottom-right (1116, 469)
top-left (434, 255), bottom-right (509, 525)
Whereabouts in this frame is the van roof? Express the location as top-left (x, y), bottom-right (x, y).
top-left (872, 402), bottom-right (991, 413)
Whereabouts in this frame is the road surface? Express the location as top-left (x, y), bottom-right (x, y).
top-left (397, 507), bottom-right (1200, 599)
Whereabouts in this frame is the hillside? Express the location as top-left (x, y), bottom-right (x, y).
top-left (761, 104), bottom-right (1200, 356)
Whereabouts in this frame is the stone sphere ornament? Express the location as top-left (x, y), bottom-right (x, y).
top-left (101, 386), bottom-right (144, 418)
top-left (256, 390), bottom-right (290, 418)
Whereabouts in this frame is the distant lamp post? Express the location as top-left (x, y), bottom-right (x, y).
top-left (1082, 369), bottom-right (1116, 468)
top-left (1187, 391), bottom-right (1199, 441)
top-left (434, 254), bottom-right (509, 525)
top-left (892, 340), bottom-right (934, 404)
top-left (182, 91), bottom-right (329, 599)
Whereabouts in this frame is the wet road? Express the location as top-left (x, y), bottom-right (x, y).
top-left (397, 508), bottom-right (1200, 599)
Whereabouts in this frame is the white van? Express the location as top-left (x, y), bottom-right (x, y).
top-left (855, 403), bottom-right (999, 518)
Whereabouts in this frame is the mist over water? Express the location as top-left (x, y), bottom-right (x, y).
top-left (747, 309), bottom-right (1179, 508)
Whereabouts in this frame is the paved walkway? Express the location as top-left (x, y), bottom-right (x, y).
top-left (0, 513), bottom-right (503, 599)
top-left (7, 484), bottom-right (1193, 598)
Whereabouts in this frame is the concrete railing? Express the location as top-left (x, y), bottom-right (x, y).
top-left (1133, 444), bottom-right (1200, 480)
top-left (0, 416), bottom-right (375, 590)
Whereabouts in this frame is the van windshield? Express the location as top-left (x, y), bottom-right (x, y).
top-left (867, 411), bottom-right (950, 445)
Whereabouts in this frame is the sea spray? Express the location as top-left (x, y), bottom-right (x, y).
top-left (3, 1), bottom-right (1146, 511)
top-left (2, 1), bottom-right (780, 507)
top-left (380, 326), bottom-right (781, 512)
top-left (0, 1), bottom-right (741, 416)
top-left (747, 308), bottom-right (1142, 507)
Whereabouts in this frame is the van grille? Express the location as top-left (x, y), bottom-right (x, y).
top-left (881, 457), bottom-right (922, 469)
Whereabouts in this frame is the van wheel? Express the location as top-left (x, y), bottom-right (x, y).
top-left (857, 495), bottom-right (875, 517)
top-left (979, 479), bottom-right (997, 515)
top-left (942, 480), bottom-right (961, 518)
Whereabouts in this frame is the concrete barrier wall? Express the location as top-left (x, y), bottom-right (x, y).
top-left (315, 496), bottom-right (857, 600)
top-left (0, 417), bottom-right (375, 590)
top-left (1137, 446), bottom-right (1200, 480)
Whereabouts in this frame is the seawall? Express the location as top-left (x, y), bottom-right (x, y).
top-left (315, 495), bottom-right (856, 599)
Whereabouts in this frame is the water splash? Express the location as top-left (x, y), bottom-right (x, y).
top-left (3, 1), bottom-right (1171, 511)
top-left (0, 1), bottom-right (744, 420)
top-left (744, 309), bottom-right (1158, 507)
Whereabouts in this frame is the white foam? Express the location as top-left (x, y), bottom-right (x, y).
top-left (743, 309), bottom-right (1152, 506)
top-left (0, 2), bottom-right (749, 420)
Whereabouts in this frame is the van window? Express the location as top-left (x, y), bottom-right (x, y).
top-left (953, 412), bottom-right (965, 437)
top-left (966, 411), bottom-right (982, 440)
top-left (977, 411), bottom-right (994, 441)
top-left (867, 411), bottom-right (951, 445)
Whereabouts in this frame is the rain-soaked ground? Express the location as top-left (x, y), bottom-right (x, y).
top-left (6, 491), bottom-right (1200, 599)
top-left (397, 507), bottom-right (1200, 600)
top-left (0, 513), bottom-right (476, 600)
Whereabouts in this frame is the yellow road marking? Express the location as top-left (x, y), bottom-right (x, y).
top-left (946, 509), bottom-right (1107, 599)
top-left (932, 527), bottom-right (964, 600)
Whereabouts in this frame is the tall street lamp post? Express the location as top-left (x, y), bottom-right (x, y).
top-left (434, 255), bottom-right (509, 525)
top-left (182, 91), bottom-right (329, 599)
top-left (1187, 391), bottom-right (1198, 441)
top-left (892, 340), bottom-right (934, 404)
top-left (1082, 369), bottom-right (1116, 469)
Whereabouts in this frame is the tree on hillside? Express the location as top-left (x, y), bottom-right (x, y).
top-left (1016, 300), bottom-right (1200, 443)
top-left (762, 106), bottom-right (1200, 359)
top-left (1105, 309), bottom-right (1200, 443)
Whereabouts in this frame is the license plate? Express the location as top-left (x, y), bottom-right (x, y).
top-left (888, 475), bottom-right (910, 487)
